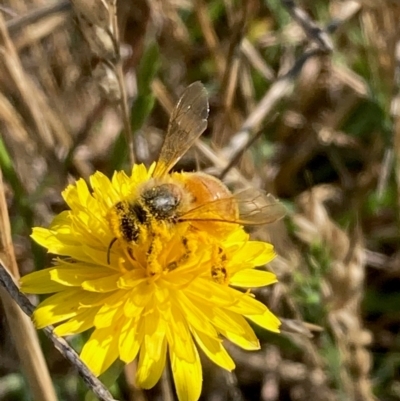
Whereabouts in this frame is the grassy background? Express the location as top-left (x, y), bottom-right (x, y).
top-left (0, 0), bottom-right (399, 400)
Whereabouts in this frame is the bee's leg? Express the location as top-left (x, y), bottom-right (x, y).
top-left (167, 236), bottom-right (191, 271)
top-left (107, 237), bottom-right (117, 264)
top-left (181, 236), bottom-right (191, 261)
top-left (146, 232), bottom-right (163, 278)
top-left (127, 246), bottom-right (135, 261)
top-left (107, 200), bottom-right (141, 264)
top-left (210, 246), bottom-right (229, 284)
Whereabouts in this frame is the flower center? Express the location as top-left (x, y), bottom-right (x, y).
top-left (116, 219), bottom-right (195, 282)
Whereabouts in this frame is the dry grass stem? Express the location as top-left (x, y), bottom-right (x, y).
top-left (0, 171), bottom-right (57, 401)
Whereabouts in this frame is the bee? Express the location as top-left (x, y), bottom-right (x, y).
top-left (107, 82), bottom-right (286, 262)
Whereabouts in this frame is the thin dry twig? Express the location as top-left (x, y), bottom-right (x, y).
top-left (6, 0), bottom-right (70, 34)
top-left (241, 47), bottom-right (322, 135)
top-left (218, 113), bottom-right (278, 180)
top-left (108, 0), bottom-right (135, 166)
top-left (281, 0), bottom-right (333, 52)
top-left (70, 0), bottom-right (135, 165)
top-left (160, 366), bottom-right (174, 401)
top-left (0, 12), bottom-right (70, 163)
top-left (123, 362), bottom-right (147, 401)
top-left (195, 0), bottom-right (225, 79)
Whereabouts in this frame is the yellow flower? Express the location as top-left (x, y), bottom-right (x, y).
top-left (20, 164), bottom-right (280, 401)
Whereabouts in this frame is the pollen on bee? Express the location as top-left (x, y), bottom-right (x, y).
top-left (211, 265), bottom-right (228, 284)
top-left (108, 201), bottom-right (141, 243)
top-left (106, 200), bottom-right (143, 264)
top-left (145, 223), bottom-right (170, 278)
top-left (211, 246), bottom-right (229, 284)
top-left (166, 236), bottom-right (191, 271)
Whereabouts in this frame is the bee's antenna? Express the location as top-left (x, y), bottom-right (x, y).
top-left (107, 238), bottom-right (117, 264)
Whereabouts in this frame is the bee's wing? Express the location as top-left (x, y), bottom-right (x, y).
top-left (179, 188), bottom-right (286, 225)
top-left (152, 82), bottom-right (209, 178)
top-left (235, 189), bottom-right (287, 224)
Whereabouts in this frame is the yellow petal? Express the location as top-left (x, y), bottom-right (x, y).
top-left (33, 289), bottom-right (83, 328)
top-left (230, 269), bottom-right (277, 288)
top-left (170, 343), bottom-right (202, 401)
top-left (94, 305), bottom-right (122, 329)
top-left (123, 289), bottom-right (147, 317)
top-left (119, 317), bottom-right (144, 363)
top-left (62, 179), bottom-right (89, 208)
top-left (229, 241), bottom-right (275, 266)
top-left (31, 227), bottom-right (68, 251)
top-left (136, 312), bottom-right (167, 389)
top-left (78, 290), bottom-right (122, 308)
top-left (173, 292), bottom-right (218, 338)
top-left (221, 329), bottom-right (260, 350)
top-left (61, 183), bottom-right (79, 207)
top-left (136, 341), bottom-right (167, 389)
top-left (215, 311), bottom-right (260, 350)
top-left (93, 292), bottom-right (127, 328)
top-left (20, 268), bottom-right (66, 294)
top-left (118, 270), bottom-right (147, 290)
top-left (80, 322), bottom-right (122, 376)
top-left (81, 245), bottom-right (115, 269)
top-left (90, 171), bottom-right (118, 207)
top-left (53, 307), bottom-right (98, 336)
top-left (49, 265), bottom-right (112, 287)
top-left (188, 279), bottom-right (264, 314)
top-left (111, 170), bottom-right (132, 198)
top-left (245, 308), bottom-right (281, 333)
top-left (82, 273), bottom-right (121, 292)
top-left (76, 179), bottom-right (92, 207)
top-left (204, 306), bottom-right (247, 336)
top-left (31, 227), bottom-right (91, 261)
top-left (226, 292), bottom-right (270, 316)
top-left (166, 305), bottom-right (196, 362)
top-left (143, 309), bottom-right (165, 361)
top-left (192, 330), bottom-right (235, 371)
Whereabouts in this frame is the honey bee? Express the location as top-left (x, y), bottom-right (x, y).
top-left (107, 82), bottom-right (285, 262)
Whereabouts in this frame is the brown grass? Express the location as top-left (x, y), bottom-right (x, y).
top-left (1, 0), bottom-right (399, 400)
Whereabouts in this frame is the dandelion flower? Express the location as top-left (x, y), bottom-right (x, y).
top-left (21, 164), bottom-right (280, 401)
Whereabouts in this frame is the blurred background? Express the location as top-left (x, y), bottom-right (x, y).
top-left (0, 0), bottom-right (399, 400)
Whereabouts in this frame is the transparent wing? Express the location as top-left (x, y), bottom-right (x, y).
top-left (179, 189), bottom-right (286, 225)
top-left (152, 81), bottom-right (209, 178)
top-left (235, 189), bottom-right (287, 225)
